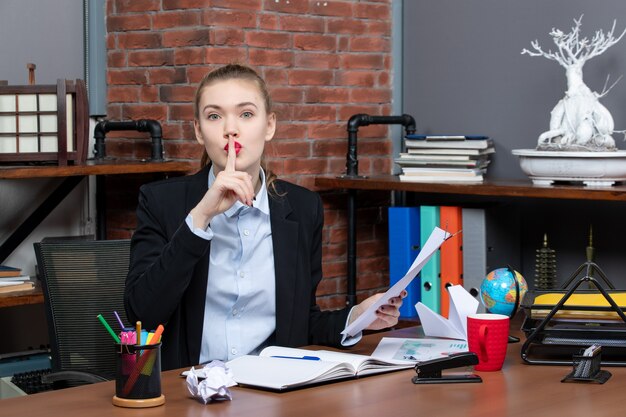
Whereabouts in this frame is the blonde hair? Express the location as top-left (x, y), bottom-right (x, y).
top-left (194, 64), bottom-right (279, 194)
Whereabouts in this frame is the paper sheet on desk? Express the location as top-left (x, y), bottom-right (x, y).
top-left (415, 285), bottom-right (478, 340)
top-left (342, 227), bottom-right (450, 337)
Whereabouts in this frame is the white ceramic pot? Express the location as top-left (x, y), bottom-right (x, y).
top-left (511, 149), bottom-right (626, 186)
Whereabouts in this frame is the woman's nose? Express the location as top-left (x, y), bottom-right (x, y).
top-left (224, 117), bottom-right (239, 139)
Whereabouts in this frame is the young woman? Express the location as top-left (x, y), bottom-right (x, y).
top-left (125, 64), bottom-right (404, 370)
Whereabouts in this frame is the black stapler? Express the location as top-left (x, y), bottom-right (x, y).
top-left (412, 352), bottom-right (482, 384)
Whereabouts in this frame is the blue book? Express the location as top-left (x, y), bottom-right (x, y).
top-left (388, 207), bottom-right (421, 318)
top-left (419, 206), bottom-right (440, 314)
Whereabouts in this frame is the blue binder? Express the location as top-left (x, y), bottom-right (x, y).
top-left (419, 206), bottom-right (441, 313)
top-left (388, 207), bottom-right (421, 318)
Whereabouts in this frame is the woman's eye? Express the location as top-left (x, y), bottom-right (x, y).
top-left (241, 111), bottom-right (253, 119)
top-left (207, 113), bottom-right (220, 120)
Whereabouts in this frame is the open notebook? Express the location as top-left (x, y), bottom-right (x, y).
top-left (225, 346), bottom-right (413, 390)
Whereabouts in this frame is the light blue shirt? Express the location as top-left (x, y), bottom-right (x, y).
top-left (187, 168), bottom-right (360, 363)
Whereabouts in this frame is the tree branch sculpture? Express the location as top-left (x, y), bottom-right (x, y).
top-left (522, 16), bottom-right (626, 151)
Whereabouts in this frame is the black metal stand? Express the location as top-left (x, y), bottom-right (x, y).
top-left (342, 114), bottom-right (416, 307)
top-left (562, 346), bottom-right (612, 384)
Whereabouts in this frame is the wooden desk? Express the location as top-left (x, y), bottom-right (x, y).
top-left (1, 327), bottom-right (624, 417)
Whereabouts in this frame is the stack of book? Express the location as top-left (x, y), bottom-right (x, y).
top-left (0, 265), bottom-right (34, 294)
top-left (395, 135), bottom-right (494, 183)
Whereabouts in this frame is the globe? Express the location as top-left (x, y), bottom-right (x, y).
top-left (480, 268), bottom-right (528, 316)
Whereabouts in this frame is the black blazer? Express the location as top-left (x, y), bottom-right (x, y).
top-left (125, 166), bottom-right (349, 370)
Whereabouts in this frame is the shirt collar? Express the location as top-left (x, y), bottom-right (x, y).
top-left (208, 165), bottom-right (270, 217)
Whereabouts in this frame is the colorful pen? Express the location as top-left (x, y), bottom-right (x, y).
top-left (113, 311), bottom-right (125, 330)
top-left (136, 321), bottom-right (141, 346)
top-left (97, 314), bottom-right (121, 343)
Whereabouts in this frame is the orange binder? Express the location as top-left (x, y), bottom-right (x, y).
top-left (439, 206), bottom-right (463, 318)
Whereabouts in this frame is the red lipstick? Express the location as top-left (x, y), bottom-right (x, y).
top-left (224, 141), bottom-right (242, 155)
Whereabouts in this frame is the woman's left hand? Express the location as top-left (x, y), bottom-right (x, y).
top-left (350, 290), bottom-right (407, 331)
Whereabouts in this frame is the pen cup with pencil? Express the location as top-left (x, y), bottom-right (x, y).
top-left (112, 342), bottom-right (165, 408)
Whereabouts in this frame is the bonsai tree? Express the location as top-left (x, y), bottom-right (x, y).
top-left (522, 16), bottom-right (626, 151)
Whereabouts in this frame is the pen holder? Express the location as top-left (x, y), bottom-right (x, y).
top-left (561, 347), bottom-right (611, 384)
top-left (112, 343), bottom-right (165, 408)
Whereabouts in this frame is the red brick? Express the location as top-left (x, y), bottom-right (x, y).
top-left (106, 105), bottom-right (123, 119)
top-left (160, 85), bottom-right (196, 102)
top-left (162, 29), bottom-right (211, 47)
top-left (164, 141), bottom-right (204, 160)
top-left (274, 123), bottom-right (307, 140)
top-left (264, 0), bottom-right (307, 14)
top-left (305, 87), bottom-right (350, 104)
top-left (280, 15), bottom-right (324, 33)
top-left (174, 47), bottom-right (205, 65)
top-left (263, 68), bottom-right (288, 85)
top-left (294, 53), bottom-right (339, 69)
top-left (309, 1), bottom-right (353, 17)
top-left (350, 88), bottom-right (391, 103)
top-left (169, 103), bottom-right (195, 121)
top-left (108, 69), bottom-right (147, 85)
top-left (316, 277), bottom-right (341, 296)
top-left (122, 104), bottom-right (168, 121)
top-left (202, 9), bottom-right (256, 28)
top-left (322, 262), bottom-right (346, 279)
top-left (205, 47), bottom-right (248, 65)
top-left (107, 14), bottom-right (151, 32)
top-left (259, 14), bottom-right (279, 30)
top-left (108, 51), bottom-right (126, 68)
top-left (162, 0), bottom-right (207, 10)
top-left (339, 54), bottom-right (384, 70)
top-left (249, 49), bottom-right (293, 67)
top-left (366, 20), bottom-right (391, 36)
top-left (354, 3), bottom-right (390, 20)
top-left (268, 140), bottom-right (311, 158)
top-left (307, 123), bottom-right (344, 140)
top-left (161, 123), bottom-right (186, 140)
top-left (118, 32), bottom-right (162, 49)
top-left (187, 66), bottom-right (215, 83)
top-left (128, 50), bottom-right (175, 67)
top-left (327, 19), bottom-right (368, 35)
top-left (360, 140), bottom-right (391, 155)
top-left (210, 0), bottom-right (261, 10)
top-left (312, 140), bottom-right (344, 157)
top-left (114, 0), bottom-right (160, 13)
top-left (141, 85), bottom-right (159, 102)
top-left (338, 37), bottom-right (349, 52)
top-left (335, 70), bottom-right (376, 87)
top-left (213, 28), bottom-right (245, 46)
top-left (152, 10), bottom-right (201, 29)
top-left (108, 86), bottom-right (140, 103)
top-left (245, 31), bottom-right (291, 49)
top-left (284, 158), bottom-right (327, 174)
top-left (148, 67), bottom-right (188, 84)
top-left (338, 105), bottom-right (383, 121)
top-left (272, 103), bottom-right (293, 120)
top-left (292, 105), bottom-right (335, 121)
top-left (288, 69), bottom-right (333, 86)
top-left (350, 36), bottom-right (390, 53)
top-left (269, 86), bottom-right (302, 103)
top-left (293, 34), bottom-right (336, 51)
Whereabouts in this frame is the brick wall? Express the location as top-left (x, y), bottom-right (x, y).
top-left (104, 0), bottom-right (394, 309)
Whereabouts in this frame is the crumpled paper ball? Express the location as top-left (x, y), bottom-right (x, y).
top-left (186, 360), bottom-right (237, 404)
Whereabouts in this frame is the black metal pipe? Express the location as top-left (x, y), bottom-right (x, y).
top-left (343, 114), bottom-right (417, 307)
top-left (345, 114), bottom-right (416, 177)
top-left (93, 119), bottom-right (164, 161)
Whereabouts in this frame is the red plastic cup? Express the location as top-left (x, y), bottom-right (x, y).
top-left (467, 313), bottom-right (509, 371)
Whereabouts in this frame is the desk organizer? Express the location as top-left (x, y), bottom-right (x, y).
top-left (562, 346), bottom-right (612, 383)
top-left (112, 343), bottom-right (165, 408)
top-left (520, 261), bottom-right (626, 366)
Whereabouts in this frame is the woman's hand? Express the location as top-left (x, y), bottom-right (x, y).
top-left (350, 290), bottom-right (407, 331)
top-left (189, 137), bottom-right (255, 229)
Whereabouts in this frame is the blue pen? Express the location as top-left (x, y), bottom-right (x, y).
top-left (271, 355), bottom-right (321, 361)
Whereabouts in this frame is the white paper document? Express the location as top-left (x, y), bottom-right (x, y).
top-left (372, 337), bottom-right (469, 362)
top-left (415, 285), bottom-right (478, 340)
top-left (342, 227), bottom-right (450, 337)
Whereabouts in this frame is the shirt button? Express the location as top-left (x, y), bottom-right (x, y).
top-left (232, 309), bottom-right (238, 316)
top-left (243, 229), bottom-right (250, 236)
top-left (231, 348), bottom-right (237, 355)
top-left (239, 272), bottom-right (245, 278)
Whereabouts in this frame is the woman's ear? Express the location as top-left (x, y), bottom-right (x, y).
top-left (265, 112), bottom-right (277, 142)
top-left (194, 119), bottom-right (205, 145)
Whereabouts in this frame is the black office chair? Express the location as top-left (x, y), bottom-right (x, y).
top-left (34, 237), bottom-right (131, 387)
